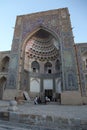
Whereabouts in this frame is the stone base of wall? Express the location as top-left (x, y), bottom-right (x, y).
top-left (82, 97), bottom-right (87, 105)
top-left (61, 91), bottom-right (82, 105)
top-left (29, 92), bottom-right (40, 99)
top-left (3, 89), bottom-right (18, 100)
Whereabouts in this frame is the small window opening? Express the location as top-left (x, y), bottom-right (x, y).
top-left (33, 68), bottom-right (36, 72)
top-left (48, 69), bottom-right (51, 73)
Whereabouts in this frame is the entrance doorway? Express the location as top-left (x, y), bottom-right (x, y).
top-left (45, 89), bottom-right (53, 101)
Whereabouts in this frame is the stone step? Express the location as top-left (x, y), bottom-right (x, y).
top-left (0, 111), bottom-right (87, 130)
top-left (0, 120), bottom-right (68, 130)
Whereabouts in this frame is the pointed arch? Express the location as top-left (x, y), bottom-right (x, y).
top-left (31, 61), bottom-right (40, 72)
top-left (44, 62), bottom-right (52, 73)
top-left (0, 76), bottom-right (7, 99)
top-left (1, 56), bottom-right (10, 72)
top-left (21, 25), bottom-right (60, 57)
top-left (55, 59), bottom-right (60, 71)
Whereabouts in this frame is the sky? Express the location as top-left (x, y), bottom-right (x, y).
top-left (0, 0), bottom-right (87, 51)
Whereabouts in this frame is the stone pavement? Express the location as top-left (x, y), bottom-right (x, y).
top-left (0, 120), bottom-right (58, 130)
top-left (0, 100), bottom-right (87, 120)
top-left (0, 100), bottom-right (87, 130)
top-left (0, 120), bottom-right (76, 130)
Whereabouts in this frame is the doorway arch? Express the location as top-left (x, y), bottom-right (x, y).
top-left (0, 76), bottom-right (7, 99)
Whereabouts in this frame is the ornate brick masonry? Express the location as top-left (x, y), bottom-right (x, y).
top-left (0, 8), bottom-right (87, 104)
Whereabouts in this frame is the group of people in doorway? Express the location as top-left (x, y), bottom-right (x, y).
top-left (34, 96), bottom-right (50, 105)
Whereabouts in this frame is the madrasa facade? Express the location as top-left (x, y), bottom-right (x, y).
top-left (0, 8), bottom-right (87, 105)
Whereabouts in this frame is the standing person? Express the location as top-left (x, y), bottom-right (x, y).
top-left (37, 96), bottom-right (41, 104)
top-left (45, 96), bottom-right (50, 102)
top-left (34, 96), bottom-right (38, 104)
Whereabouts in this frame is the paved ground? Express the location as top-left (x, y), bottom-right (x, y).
top-left (0, 100), bottom-right (87, 120)
top-left (0, 100), bottom-right (87, 130)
